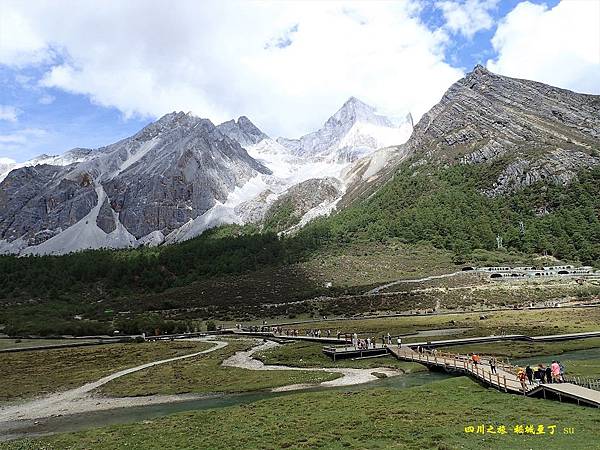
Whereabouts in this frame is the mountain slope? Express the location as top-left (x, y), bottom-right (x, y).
top-left (0, 112), bottom-right (270, 254)
top-left (407, 65), bottom-right (600, 191)
top-left (306, 66), bottom-right (600, 264)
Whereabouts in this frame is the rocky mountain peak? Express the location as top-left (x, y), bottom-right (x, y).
top-left (470, 64), bottom-right (490, 76)
top-left (217, 115), bottom-right (268, 148)
top-left (404, 65), bottom-right (600, 194)
top-left (327, 96), bottom-right (388, 128)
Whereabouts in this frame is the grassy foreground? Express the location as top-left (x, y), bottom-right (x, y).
top-left (5, 377), bottom-right (600, 450)
top-left (0, 341), bottom-right (213, 403)
top-left (98, 340), bottom-right (339, 397)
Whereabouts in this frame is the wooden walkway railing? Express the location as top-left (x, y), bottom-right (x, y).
top-left (387, 346), bottom-right (600, 407)
top-left (388, 346), bottom-right (535, 395)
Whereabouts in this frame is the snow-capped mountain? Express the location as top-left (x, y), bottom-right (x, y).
top-left (0, 149), bottom-right (93, 183)
top-left (277, 97), bottom-right (412, 163)
top-left (0, 112), bottom-right (270, 255)
top-left (0, 158), bottom-right (16, 180)
top-left (0, 98), bottom-right (410, 255)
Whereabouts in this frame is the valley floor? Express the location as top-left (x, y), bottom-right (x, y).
top-left (1, 308), bottom-right (599, 449)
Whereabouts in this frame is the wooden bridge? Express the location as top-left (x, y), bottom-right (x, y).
top-left (386, 346), bottom-right (600, 408)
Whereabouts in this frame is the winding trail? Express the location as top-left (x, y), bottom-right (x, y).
top-left (0, 338), bottom-right (228, 422)
top-left (367, 271), bottom-right (464, 295)
top-left (222, 340), bottom-right (403, 392)
top-left (1, 338), bottom-right (405, 425)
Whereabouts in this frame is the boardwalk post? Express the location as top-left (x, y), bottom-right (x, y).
top-left (503, 376), bottom-right (507, 392)
top-left (496, 373), bottom-right (500, 387)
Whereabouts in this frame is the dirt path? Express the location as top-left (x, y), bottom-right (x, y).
top-left (0, 338), bottom-right (228, 422)
top-left (1, 338), bottom-right (404, 424)
top-left (222, 340), bottom-right (403, 391)
top-left (366, 271), bottom-right (464, 294)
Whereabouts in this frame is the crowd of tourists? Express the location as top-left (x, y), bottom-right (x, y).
top-left (517, 361), bottom-right (565, 389)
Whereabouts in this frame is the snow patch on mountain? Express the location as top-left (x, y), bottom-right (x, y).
top-left (276, 97), bottom-right (412, 163)
top-left (0, 149), bottom-right (93, 183)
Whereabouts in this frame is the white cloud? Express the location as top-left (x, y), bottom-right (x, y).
top-left (0, 5), bottom-right (51, 66)
top-left (0, 128), bottom-right (47, 146)
top-left (0, 105), bottom-right (20, 122)
top-left (487, 0), bottom-right (600, 95)
top-left (437, 0), bottom-right (499, 38)
top-left (38, 94), bottom-right (56, 105)
top-left (0, 0), bottom-right (463, 138)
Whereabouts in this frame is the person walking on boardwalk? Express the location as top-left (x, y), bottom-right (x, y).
top-left (525, 366), bottom-right (534, 385)
top-left (558, 361), bottom-right (565, 382)
top-left (534, 366), bottom-right (543, 384)
top-left (397, 337), bottom-right (402, 348)
top-left (551, 360), bottom-right (561, 383)
top-left (545, 365), bottom-right (552, 384)
top-left (537, 364), bottom-right (546, 383)
top-left (490, 356), bottom-right (497, 374)
top-left (517, 368), bottom-right (528, 394)
top-left (387, 332), bottom-right (391, 345)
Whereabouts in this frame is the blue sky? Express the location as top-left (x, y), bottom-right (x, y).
top-left (1, 0), bottom-right (596, 163)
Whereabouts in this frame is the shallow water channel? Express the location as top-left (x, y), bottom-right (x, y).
top-left (4, 345), bottom-right (598, 441)
top-left (0, 371), bottom-right (449, 441)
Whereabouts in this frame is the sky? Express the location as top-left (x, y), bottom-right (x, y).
top-left (0, 0), bottom-right (598, 163)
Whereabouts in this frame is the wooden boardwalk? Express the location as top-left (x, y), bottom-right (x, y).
top-left (403, 330), bottom-right (600, 349)
top-left (227, 330), bottom-right (352, 345)
top-left (386, 346), bottom-right (600, 407)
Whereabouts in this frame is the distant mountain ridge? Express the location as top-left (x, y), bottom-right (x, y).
top-left (0, 97), bottom-right (407, 255)
top-left (2, 65), bottom-right (598, 256)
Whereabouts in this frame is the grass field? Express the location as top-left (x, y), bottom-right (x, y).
top-left (0, 341), bottom-right (212, 403)
top-left (438, 338), bottom-right (600, 360)
top-left (0, 338), bottom-right (98, 350)
top-left (98, 339), bottom-right (339, 397)
top-left (283, 307), bottom-right (600, 341)
top-left (256, 341), bottom-right (425, 373)
top-left (5, 376), bottom-right (600, 450)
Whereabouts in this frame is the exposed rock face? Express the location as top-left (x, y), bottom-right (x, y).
top-left (400, 65), bottom-right (600, 195)
top-left (217, 116), bottom-right (269, 147)
top-left (234, 189), bottom-right (275, 223)
top-left (263, 177), bottom-right (342, 229)
top-left (100, 113), bottom-right (270, 238)
top-left (0, 164), bottom-right (98, 243)
top-left (96, 197), bottom-right (117, 233)
top-left (0, 112), bottom-right (271, 251)
top-left (487, 148), bottom-right (599, 195)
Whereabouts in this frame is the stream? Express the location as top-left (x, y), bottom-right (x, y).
top-left (4, 343), bottom-right (598, 441)
top-left (0, 371), bottom-right (448, 442)
top-left (0, 338), bottom-right (448, 442)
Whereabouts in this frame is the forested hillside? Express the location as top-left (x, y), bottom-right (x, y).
top-left (1, 162), bottom-right (598, 301)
